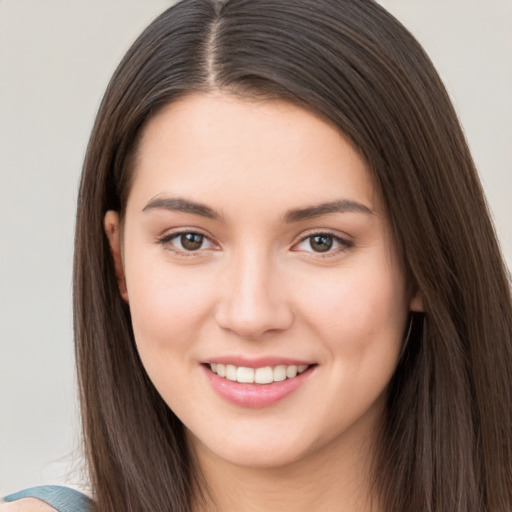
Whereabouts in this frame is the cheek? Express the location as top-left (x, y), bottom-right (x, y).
top-left (124, 254), bottom-right (216, 351)
top-left (297, 259), bottom-right (408, 354)
top-left (123, 257), bottom-right (218, 406)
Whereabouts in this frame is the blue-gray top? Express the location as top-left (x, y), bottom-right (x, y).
top-left (2, 486), bottom-right (92, 512)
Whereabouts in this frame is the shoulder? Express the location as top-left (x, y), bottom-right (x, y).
top-left (0, 499), bottom-right (57, 511)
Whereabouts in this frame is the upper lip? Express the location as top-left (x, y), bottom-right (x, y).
top-left (203, 356), bottom-right (315, 368)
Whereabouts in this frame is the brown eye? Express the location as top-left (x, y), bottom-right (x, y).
top-left (293, 232), bottom-right (352, 256)
top-left (309, 234), bottom-right (334, 252)
top-left (180, 233), bottom-right (204, 251)
top-left (159, 230), bottom-right (216, 255)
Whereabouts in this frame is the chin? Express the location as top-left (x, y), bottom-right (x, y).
top-left (188, 427), bottom-right (317, 470)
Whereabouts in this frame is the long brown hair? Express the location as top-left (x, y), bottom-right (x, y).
top-left (74, 1), bottom-right (512, 510)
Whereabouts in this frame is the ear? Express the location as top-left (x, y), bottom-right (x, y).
top-left (104, 210), bottom-right (129, 302)
top-left (409, 289), bottom-right (424, 312)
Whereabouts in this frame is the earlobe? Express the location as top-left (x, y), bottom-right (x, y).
top-left (409, 289), bottom-right (424, 312)
top-left (104, 210), bottom-right (129, 302)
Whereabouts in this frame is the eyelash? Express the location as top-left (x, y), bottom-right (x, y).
top-left (157, 229), bottom-right (353, 258)
top-left (158, 229), bottom-right (217, 257)
top-left (295, 231), bottom-right (353, 256)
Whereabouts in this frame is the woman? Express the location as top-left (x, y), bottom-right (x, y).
top-left (3, 0), bottom-right (511, 511)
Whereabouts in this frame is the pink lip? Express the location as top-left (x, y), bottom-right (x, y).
top-left (202, 364), bottom-right (315, 408)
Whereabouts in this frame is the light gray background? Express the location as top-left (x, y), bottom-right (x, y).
top-left (1, 0), bottom-right (511, 495)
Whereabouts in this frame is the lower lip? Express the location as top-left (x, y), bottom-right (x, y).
top-left (202, 365), bottom-right (314, 408)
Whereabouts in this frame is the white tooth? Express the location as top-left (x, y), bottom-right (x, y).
top-left (226, 364), bottom-right (237, 381)
top-left (254, 366), bottom-right (274, 384)
top-left (210, 363), bottom-right (217, 373)
top-left (273, 365), bottom-right (287, 382)
top-left (216, 363), bottom-right (226, 377)
top-left (236, 366), bottom-right (255, 383)
top-left (286, 365), bottom-right (298, 378)
top-left (298, 364), bottom-right (308, 373)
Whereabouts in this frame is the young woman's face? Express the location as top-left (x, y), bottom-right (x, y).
top-left (106, 93), bottom-right (420, 470)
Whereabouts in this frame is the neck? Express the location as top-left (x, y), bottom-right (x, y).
top-left (189, 417), bottom-right (382, 512)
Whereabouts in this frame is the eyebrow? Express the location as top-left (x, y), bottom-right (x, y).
top-left (142, 196), bottom-right (222, 221)
top-left (142, 196), bottom-right (373, 223)
top-left (283, 200), bottom-right (374, 223)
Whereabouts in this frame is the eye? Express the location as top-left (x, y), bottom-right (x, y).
top-left (159, 231), bottom-right (217, 254)
top-left (294, 232), bottom-right (352, 255)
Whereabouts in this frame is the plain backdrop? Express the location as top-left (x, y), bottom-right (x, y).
top-left (1, 0), bottom-right (511, 495)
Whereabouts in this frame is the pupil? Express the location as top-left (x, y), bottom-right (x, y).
top-left (311, 234), bottom-right (333, 252)
top-left (181, 233), bottom-right (203, 251)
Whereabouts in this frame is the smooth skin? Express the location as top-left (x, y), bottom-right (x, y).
top-left (103, 93), bottom-right (423, 512)
top-left (0, 500), bottom-right (56, 511)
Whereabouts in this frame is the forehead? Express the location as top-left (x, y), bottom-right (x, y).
top-left (128, 93), bottom-right (380, 215)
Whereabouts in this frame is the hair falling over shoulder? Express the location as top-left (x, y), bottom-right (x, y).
top-left (73, 1), bottom-right (512, 510)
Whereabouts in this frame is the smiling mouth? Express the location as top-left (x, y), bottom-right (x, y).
top-left (207, 363), bottom-right (311, 384)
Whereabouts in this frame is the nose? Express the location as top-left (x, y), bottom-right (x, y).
top-left (214, 248), bottom-right (294, 340)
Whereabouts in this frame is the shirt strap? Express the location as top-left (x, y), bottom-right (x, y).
top-left (3, 485), bottom-right (92, 512)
